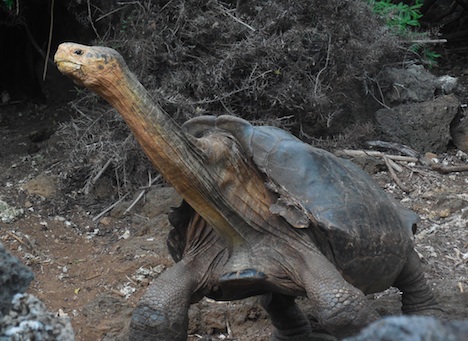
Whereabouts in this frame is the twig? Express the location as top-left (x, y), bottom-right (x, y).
top-left (111, 289), bottom-right (126, 298)
top-left (411, 39), bottom-right (447, 44)
top-left (6, 231), bottom-right (28, 247)
top-left (42, 0), bottom-right (55, 81)
top-left (126, 274), bottom-right (137, 286)
top-left (91, 159), bottom-right (112, 185)
top-left (124, 174), bottom-right (161, 214)
top-left (384, 156), bottom-right (411, 192)
top-left (365, 141), bottom-right (420, 158)
top-left (337, 149), bottom-right (418, 163)
top-left (386, 157), bottom-right (403, 173)
top-left (96, 5), bottom-right (129, 22)
top-left (365, 73), bottom-right (391, 110)
top-left (218, 4), bottom-right (256, 31)
top-left (92, 193), bottom-right (129, 221)
top-left (86, 273), bottom-right (101, 281)
top-left (314, 34), bottom-right (332, 96)
top-left (87, 0), bottom-right (101, 39)
top-left (336, 149), bottom-right (416, 191)
top-left (431, 164), bottom-right (468, 174)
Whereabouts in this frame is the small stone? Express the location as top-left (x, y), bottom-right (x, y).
top-left (99, 217), bottom-right (112, 226)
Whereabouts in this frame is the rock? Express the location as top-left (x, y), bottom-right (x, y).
top-left (0, 244), bottom-right (74, 340)
top-left (0, 242), bottom-right (34, 317)
top-left (451, 116), bottom-right (468, 152)
top-left (0, 293), bottom-right (75, 341)
top-left (378, 65), bottom-right (459, 104)
top-left (140, 187), bottom-right (181, 219)
top-left (375, 95), bottom-right (460, 153)
top-left (0, 200), bottom-right (24, 223)
top-left (350, 156), bottom-right (386, 174)
top-left (344, 315), bottom-right (468, 341)
top-left (22, 173), bottom-right (58, 198)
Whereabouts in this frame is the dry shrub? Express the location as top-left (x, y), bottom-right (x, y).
top-left (107, 0), bottom-right (404, 132)
top-left (59, 0), bottom-right (407, 196)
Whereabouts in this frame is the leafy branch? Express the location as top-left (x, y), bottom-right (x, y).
top-left (369, 0), bottom-right (424, 33)
top-left (368, 0), bottom-right (441, 66)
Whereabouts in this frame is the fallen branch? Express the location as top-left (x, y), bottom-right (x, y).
top-left (431, 164), bottom-right (468, 174)
top-left (336, 148), bottom-right (415, 192)
top-left (337, 149), bottom-right (418, 163)
top-left (365, 141), bottom-right (420, 158)
top-left (124, 174), bottom-right (162, 214)
top-left (91, 159), bottom-right (112, 185)
top-left (384, 156), bottom-right (411, 193)
top-left (411, 39), bottom-right (447, 44)
top-left (93, 193), bottom-right (129, 222)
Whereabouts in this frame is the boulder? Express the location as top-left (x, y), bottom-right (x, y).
top-left (378, 64), bottom-right (459, 105)
top-left (344, 315), bottom-right (468, 341)
top-left (0, 243), bottom-right (75, 340)
top-left (375, 95), bottom-right (460, 153)
top-left (0, 242), bottom-right (34, 317)
top-left (0, 293), bottom-right (75, 341)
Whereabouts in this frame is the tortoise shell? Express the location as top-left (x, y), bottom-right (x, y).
top-left (182, 115), bottom-right (418, 291)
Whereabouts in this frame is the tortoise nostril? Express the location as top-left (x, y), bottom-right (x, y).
top-left (74, 49), bottom-right (84, 56)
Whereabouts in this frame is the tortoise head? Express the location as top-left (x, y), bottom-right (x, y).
top-left (54, 43), bottom-right (128, 97)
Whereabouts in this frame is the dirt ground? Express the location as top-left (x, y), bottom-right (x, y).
top-left (1, 69), bottom-right (468, 340)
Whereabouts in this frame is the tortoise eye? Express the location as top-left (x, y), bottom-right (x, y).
top-left (74, 49), bottom-right (84, 56)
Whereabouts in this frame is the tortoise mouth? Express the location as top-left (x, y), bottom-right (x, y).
top-left (54, 59), bottom-right (85, 86)
top-left (55, 59), bottom-right (81, 71)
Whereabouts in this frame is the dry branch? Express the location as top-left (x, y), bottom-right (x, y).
top-left (124, 174), bottom-right (162, 214)
top-left (431, 164), bottom-right (468, 174)
top-left (93, 193), bottom-right (129, 222)
top-left (337, 149), bottom-right (418, 163)
top-left (365, 141), bottom-right (420, 158)
top-left (336, 149), bottom-right (416, 192)
top-left (383, 156), bottom-right (411, 192)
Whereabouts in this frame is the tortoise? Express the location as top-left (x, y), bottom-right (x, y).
top-left (54, 43), bottom-right (439, 340)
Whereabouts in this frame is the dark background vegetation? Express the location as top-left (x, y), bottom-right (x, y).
top-left (1, 0), bottom-right (467, 194)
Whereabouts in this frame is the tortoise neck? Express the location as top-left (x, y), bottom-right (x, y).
top-left (97, 66), bottom-right (202, 183)
top-left (96, 66), bottom-right (244, 244)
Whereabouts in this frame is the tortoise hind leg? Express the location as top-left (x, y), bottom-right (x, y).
top-left (260, 293), bottom-right (314, 341)
top-left (393, 248), bottom-right (440, 314)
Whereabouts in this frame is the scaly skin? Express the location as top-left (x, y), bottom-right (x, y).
top-left (54, 43), bottom-right (439, 340)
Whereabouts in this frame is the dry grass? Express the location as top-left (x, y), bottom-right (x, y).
top-left (58, 0), bottom-right (410, 194)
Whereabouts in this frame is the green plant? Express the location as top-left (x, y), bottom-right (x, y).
top-left (3, 0), bottom-right (14, 9)
top-left (369, 0), bottom-right (424, 33)
top-left (368, 1), bottom-right (440, 66)
top-left (410, 44), bottom-right (442, 67)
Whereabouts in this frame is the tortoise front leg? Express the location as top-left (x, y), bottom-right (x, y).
top-left (301, 251), bottom-right (380, 338)
top-left (260, 292), bottom-right (313, 341)
top-left (393, 248), bottom-right (440, 314)
top-left (129, 261), bottom-right (198, 341)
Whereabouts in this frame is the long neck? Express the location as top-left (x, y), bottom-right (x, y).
top-left (94, 67), bottom-right (242, 243)
top-left (99, 70), bottom-right (204, 188)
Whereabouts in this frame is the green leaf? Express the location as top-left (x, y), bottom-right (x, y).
top-left (3, 0), bottom-right (13, 9)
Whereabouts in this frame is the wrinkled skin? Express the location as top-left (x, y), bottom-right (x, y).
top-left (54, 43), bottom-right (439, 340)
